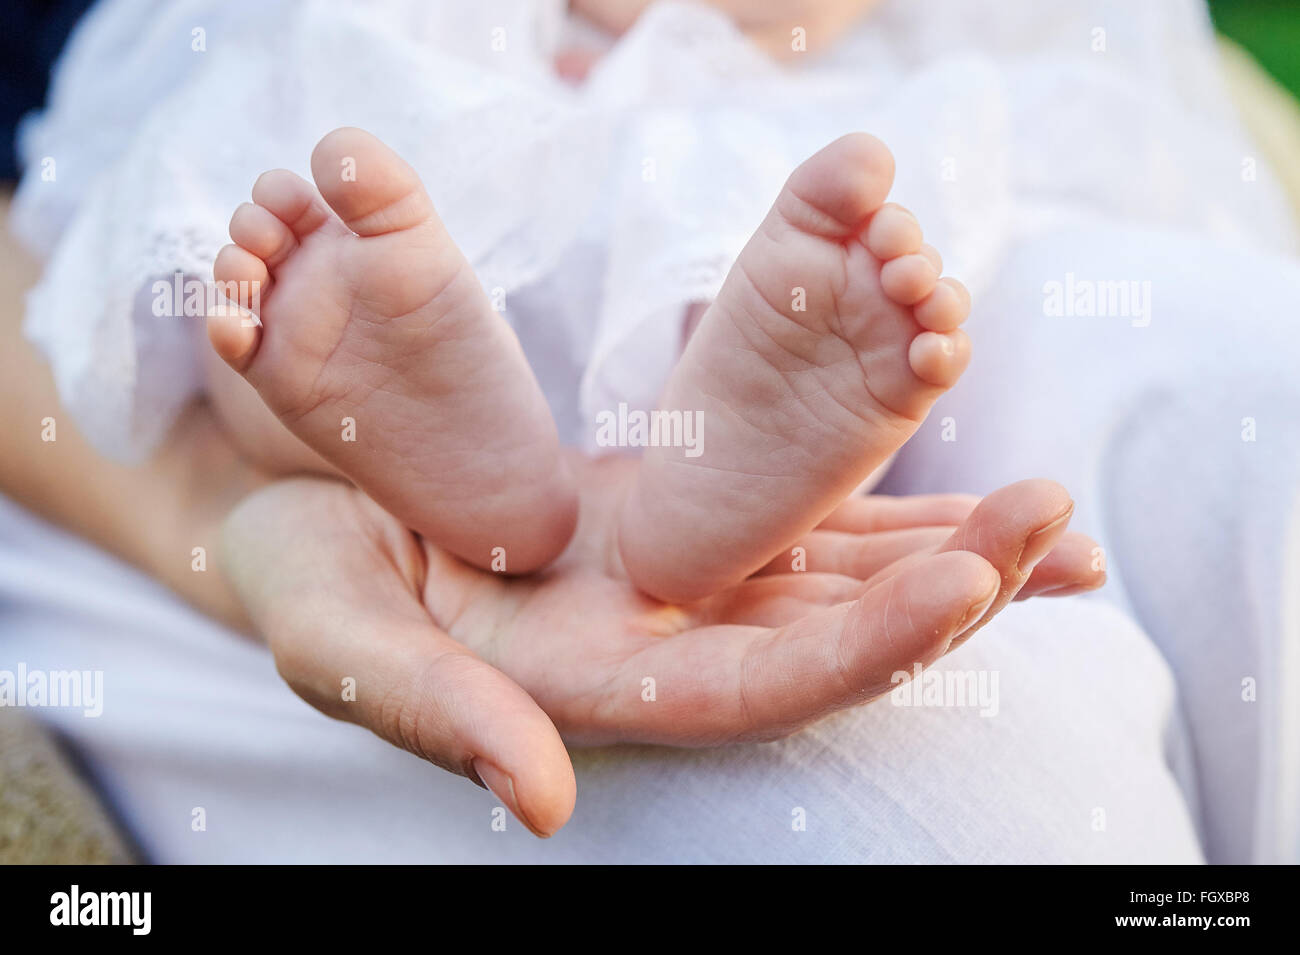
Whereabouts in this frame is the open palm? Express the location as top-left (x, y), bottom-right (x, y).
top-left (222, 450), bottom-right (1099, 836)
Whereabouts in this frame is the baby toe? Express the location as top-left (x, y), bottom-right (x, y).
top-left (908, 329), bottom-right (971, 388)
top-left (213, 243), bottom-right (270, 303)
top-left (918, 243), bottom-right (943, 273)
top-left (230, 202), bottom-right (297, 268)
top-left (913, 277), bottom-right (972, 332)
top-left (865, 203), bottom-right (923, 260)
top-left (880, 253), bottom-right (939, 306)
top-left (206, 301), bottom-right (261, 369)
top-left (251, 168), bottom-right (333, 237)
top-left (310, 126), bottom-right (435, 236)
top-left (211, 240), bottom-right (267, 297)
top-left (207, 248), bottom-right (263, 368)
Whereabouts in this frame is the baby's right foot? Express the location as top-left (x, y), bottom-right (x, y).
top-left (620, 134), bottom-right (972, 603)
top-left (208, 128), bottom-right (576, 573)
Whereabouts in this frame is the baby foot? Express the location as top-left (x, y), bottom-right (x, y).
top-left (208, 128), bottom-right (577, 573)
top-left (619, 133), bottom-right (972, 603)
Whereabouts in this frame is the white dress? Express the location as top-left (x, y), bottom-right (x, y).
top-left (3, 0), bottom-right (1297, 861)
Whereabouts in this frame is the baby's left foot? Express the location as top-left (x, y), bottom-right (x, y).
top-left (207, 128), bottom-right (577, 573)
top-left (620, 133), bottom-right (971, 603)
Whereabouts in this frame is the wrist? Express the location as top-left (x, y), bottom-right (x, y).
top-left (144, 402), bottom-right (269, 633)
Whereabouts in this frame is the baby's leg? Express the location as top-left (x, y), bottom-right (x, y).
top-left (202, 344), bottom-right (340, 478)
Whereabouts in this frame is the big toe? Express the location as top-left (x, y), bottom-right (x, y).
top-left (309, 127), bottom-right (433, 236)
top-left (778, 132), bottom-right (896, 238)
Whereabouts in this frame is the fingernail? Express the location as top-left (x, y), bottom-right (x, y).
top-left (1017, 503), bottom-right (1074, 573)
top-left (1035, 583), bottom-right (1092, 598)
top-left (472, 758), bottom-right (551, 839)
top-left (1036, 574), bottom-right (1106, 599)
top-left (955, 586), bottom-right (998, 635)
top-left (466, 760), bottom-right (488, 790)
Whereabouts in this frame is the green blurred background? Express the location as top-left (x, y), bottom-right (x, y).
top-left (1210, 0), bottom-right (1300, 100)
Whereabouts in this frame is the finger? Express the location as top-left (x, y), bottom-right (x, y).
top-left (616, 550), bottom-right (999, 744)
top-left (935, 478), bottom-right (1075, 646)
top-left (815, 492), bottom-right (982, 533)
top-left (752, 525), bottom-right (952, 578)
top-left (1016, 530), bottom-right (1107, 599)
top-left (759, 520), bottom-right (1102, 603)
top-left (221, 479), bottom-right (576, 838)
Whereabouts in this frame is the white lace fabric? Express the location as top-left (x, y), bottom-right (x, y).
top-left (10, 0), bottom-right (1294, 459)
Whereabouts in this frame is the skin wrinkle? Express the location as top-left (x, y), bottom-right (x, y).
top-left (829, 601), bottom-right (867, 708)
top-left (267, 222), bottom-right (459, 425)
top-left (789, 351), bottom-right (908, 449)
top-left (343, 256), bottom-right (459, 346)
top-left (581, 623), bottom-right (667, 740)
top-left (874, 572), bottom-right (903, 666)
top-left (346, 386), bottom-right (532, 506)
top-left (253, 219), bottom-right (297, 270)
top-left (734, 628), bottom-right (767, 736)
top-left (342, 189), bottom-right (434, 239)
top-left (656, 371), bottom-right (814, 483)
top-left (758, 215), bottom-right (853, 350)
top-left (778, 176), bottom-right (865, 241)
top-left (847, 329), bottom-right (923, 423)
top-left (348, 234), bottom-right (461, 320)
top-left (280, 200), bottom-right (321, 239)
top-left (251, 171), bottom-right (333, 237)
top-left (447, 555), bottom-right (525, 632)
top-left (570, 634), bottom-right (642, 742)
top-left (728, 253), bottom-right (815, 360)
top-left (750, 211), bottom-right (928, 430)
top-left (746, 218), bottom-right (829, 335)
top-left (815, 361), bottom-right (914, 443)
top-left (258, 254), bottom-right (352, 417)
top-left (304, 490), bottom-right (432, 609)
top-left (892, 574), bottom-right (916, 655)
top-left (723, 248), bottom-right (903, 445)
top-left (386, 653), bottom-right (466, 772)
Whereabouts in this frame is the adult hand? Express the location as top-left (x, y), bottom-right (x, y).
top-left (221, 452), bottom-right (1101, 837)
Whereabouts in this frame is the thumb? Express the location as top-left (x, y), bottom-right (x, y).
top-left (221, 479), bottom-right (576, 837)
